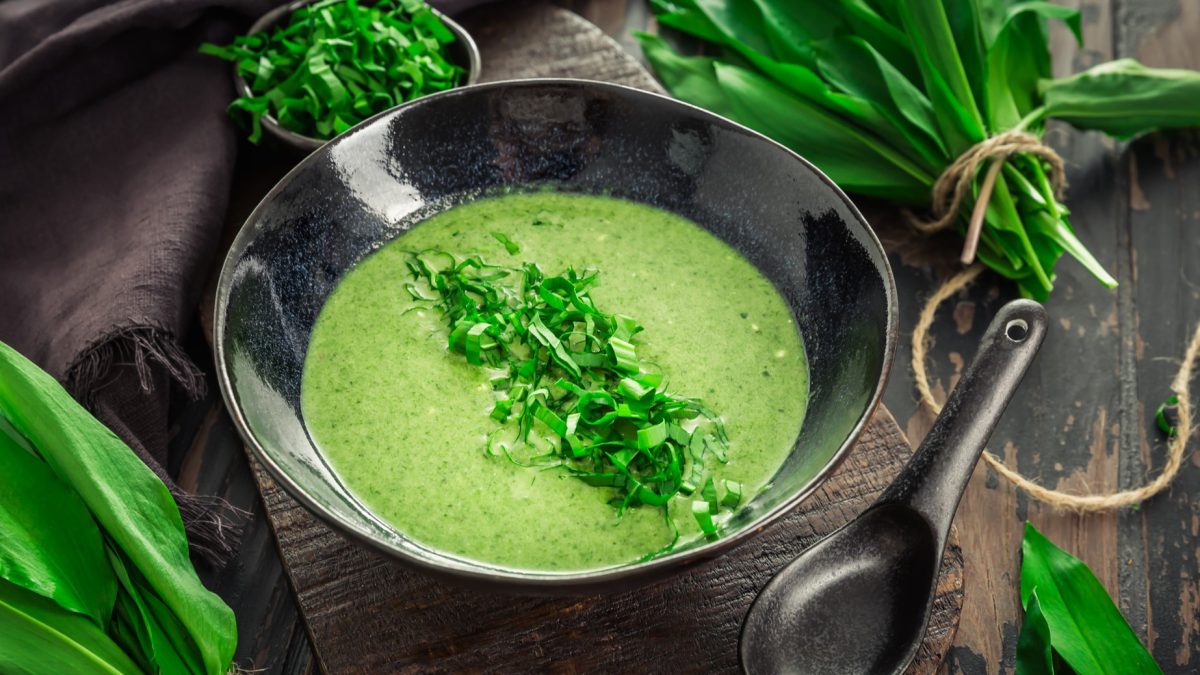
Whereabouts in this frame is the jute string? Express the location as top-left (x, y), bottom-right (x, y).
top-left (912, 266), bottom-right (1200, 511)
top-left (907, 130), bottom-right (1068, 265)
top-left (909, 130), bottom-right (1066, 233)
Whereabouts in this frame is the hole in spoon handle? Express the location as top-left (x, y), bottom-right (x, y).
top-left (1005, 318), bottom-right (1029, 342)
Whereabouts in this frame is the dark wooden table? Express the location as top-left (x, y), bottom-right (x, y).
top-left (175, 1), bottom-right (1200, 672)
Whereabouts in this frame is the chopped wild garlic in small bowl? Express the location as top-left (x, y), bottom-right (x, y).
top-left (201, 0), bottom-right (479, 152)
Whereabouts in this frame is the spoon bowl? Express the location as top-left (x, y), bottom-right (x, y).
top-left (740, 504), bottom-right (937, 675)
top-left (740, 300), bottom-right (1047, 674)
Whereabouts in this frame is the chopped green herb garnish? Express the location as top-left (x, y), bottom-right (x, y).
top-left (721, 480), bottom-right (743, 509)
top-left (490, 232), bottom-right (521, 254)
top-left (692, 500), bottom-right (717, 539)
top-left (700, 476), bottom-right (719, 515)
top-left (200, 0), bottom-right (464, 143)
top-left (406, 249), bottom-right (740, 550)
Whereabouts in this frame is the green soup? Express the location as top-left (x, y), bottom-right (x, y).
top-left (302, 192), bottom-right (808, 570)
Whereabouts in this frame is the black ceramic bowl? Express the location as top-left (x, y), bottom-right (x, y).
top-left (233, 0), bottom-right (480, 153)
top-left (214, 79), bottom-right (897, 592)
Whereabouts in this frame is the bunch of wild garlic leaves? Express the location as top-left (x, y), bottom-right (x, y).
top-left (0, 342), bottom-right (236, 675)
top-left (640, 0), bottom-right (1200, 300)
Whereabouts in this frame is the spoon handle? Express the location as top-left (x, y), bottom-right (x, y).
top-left (878, 299), bottom-right (1047, 545)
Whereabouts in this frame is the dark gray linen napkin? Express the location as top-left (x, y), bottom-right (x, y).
top-left (0, 0), bottom-right (275, 563)
top-left (0, 0), bottom-right (492, 563)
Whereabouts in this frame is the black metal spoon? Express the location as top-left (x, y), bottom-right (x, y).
top-left (740, 299), bottom-right (1047, 675)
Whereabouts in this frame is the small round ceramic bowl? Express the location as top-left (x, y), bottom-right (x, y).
top-left (232, 0), bottom-right (481, 154)
top-left (214, 79), bottom-right (897, 594)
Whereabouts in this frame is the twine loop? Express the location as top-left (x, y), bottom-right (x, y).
top-left (909, 130), bottom-right (1067, 234)
top-left (913, 266), bottom-right (1199, 512)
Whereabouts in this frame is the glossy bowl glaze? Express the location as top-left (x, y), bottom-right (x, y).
top-left (233, 0), bottom-right (480, 153)
top-left (214, 79), bottom-right (897, 592)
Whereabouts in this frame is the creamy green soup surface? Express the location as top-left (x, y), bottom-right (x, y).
top-left (302, 192), bottom-right (808, 571)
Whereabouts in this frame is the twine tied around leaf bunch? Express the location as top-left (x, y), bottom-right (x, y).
top-left (912, 266), bottom-right (1200, 511)
top-left (907, 130), bottom-right (1067, 265)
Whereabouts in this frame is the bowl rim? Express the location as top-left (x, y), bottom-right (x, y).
top-left (230, 0), bottom-right (482, 152)
top-left (213, 77), bottom-right (899, 589)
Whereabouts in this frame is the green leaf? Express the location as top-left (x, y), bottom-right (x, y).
top-left (651, 2), bottom-right (910, 149)
top-left (748, 0), bottom-right (842, 67)
top-left (691, 0), bottom-right (774, 59)
top-left (994, 176), bottom-right (1055, 291)
top-left (711, 62), bottom-right (934, 199)
top-left (720, 480), bottom-right (742, 508)
top-left (1022, 210), bottom-right (1117, 288)
top-left (691, 499), bottom-right (717, 536)
top-left (1015, 589), bottom-right (1055, 675)
top-left (942, 0), bottom-right (988, 123)
top-left (1041, 58), bottom-right (1200, 138)
top-left (0, 342), bottom-right (237, 675)
top-left (106, 546), bottom-right (199, 675)
top-left (984, 2), bottom-right (1081, 130)
top-left (649, 0), bottom-right (730, 46)
top-left (643, 9), bottom-right (935, 190)
top-left (0, 422), bottom-right (116, 628)
top-left (748, 59), bottom-right (913, 157)
top-left (638, 35), bottom-right (735, 118)
top-left (0, 579), bottom-right (141, 675)
top-left (1009, 2), bottom-right (1082, 47)
top-left (813, 35), bottom-right (948, 168)
top-left (837, 0), bottom-right (921, 83)
top-left (977, 0), bottom-right (1019, 43)
top-left (1021, 522), bottom-right (1162, 675)
top-left (1157, 395), bottom-right (1180, 436)
top-left (897, 0), bottom-right (987, 153)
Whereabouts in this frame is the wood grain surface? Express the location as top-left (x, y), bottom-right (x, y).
top-left (177, 0), bottom-right (1200, 673)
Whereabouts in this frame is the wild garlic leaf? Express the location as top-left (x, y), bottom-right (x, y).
top-left (1041, 58), bottom-right (1200, 138)
top-left (0, 342), bottom-right (237, 675)
top-left (0, 424), bottom-right (116, 629)
top-left (106, 546), bottom-right (199, 675)
top-left (649, 0), bottom-right (728, 45)
top-left (692, 0), bottom-right (775, 60)
top-left (748, 0), bottom-right (843, 68)
top-left (0, 579), bottom-right (140, 675)
top-left (813, 35), bottom-right (949, 168)
top-left (976, 0), bottom-right (1019, 44)
top-left (837, 0), bottom-right (920, 82)
top-left (638, 35), bottom-right (735, 118)
top-left (711, 62), bottom-right (934, 199)
top-left (1021, 523), bottom-right (1162, 675)
top-left (896, 0), bottom-right (987, 153)
top-left (1015, 589), bottom-right (1055, 675)
top-left (985, 2), bottom-right (1081, 130)
top-left (677, 0), bottom-right (896, 145)
top-left (943, 0), bottom-right (989, 118)
top-left (1022, 210), bottom-right (1117, 288)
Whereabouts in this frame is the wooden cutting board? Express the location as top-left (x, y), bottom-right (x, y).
top-left (211, 2), bottom-right (965, 672)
